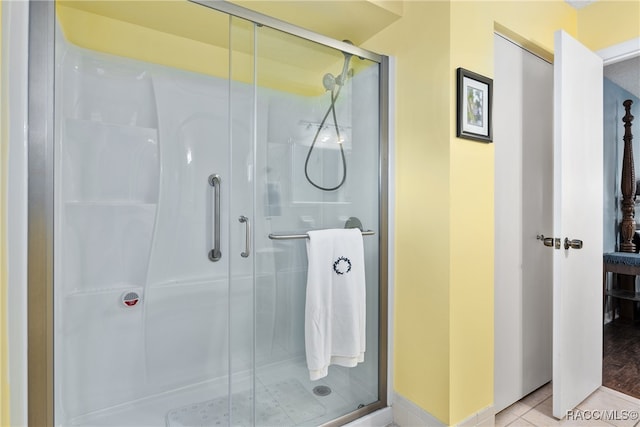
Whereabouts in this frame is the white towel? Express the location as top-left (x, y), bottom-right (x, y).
top-left (305, 228), bottom-right (366, 381)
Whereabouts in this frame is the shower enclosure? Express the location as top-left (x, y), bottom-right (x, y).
top-left (28, 1), bottom-right (388, 426)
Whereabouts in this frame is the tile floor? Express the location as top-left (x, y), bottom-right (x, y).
top-left (496, 383), bottom-right (640, 427)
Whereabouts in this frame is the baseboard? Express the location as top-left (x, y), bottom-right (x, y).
top-left (343, 407), bottom-right (394, 426)
top-left (392, 392), bottom-right (446, 426)
top-left (392, 392), bottom-right (495, 427)
top-left (455, 405), bottom-right (495, 427)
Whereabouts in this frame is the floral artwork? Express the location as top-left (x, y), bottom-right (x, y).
top-left (466, 86), bottom-right (484, 127)
top-left (457, 68), bottom-right (493, 142)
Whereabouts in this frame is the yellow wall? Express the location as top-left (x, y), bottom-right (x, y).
top-left (578, 0), bottom-right (640, 51)
top-left (0, 0), bottom-right (10, 423)
top-left (448, 3), bottom-right (575, 423)
top-left (363, 1), bottom-right (453, 421)
top-left (363, 0), bottom-right (635, 423)
top-left (363, 1), bottom-right (577, 424)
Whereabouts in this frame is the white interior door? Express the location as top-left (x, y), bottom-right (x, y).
top-left (494, 34), bottom-right (553, 412)
top-left (552, 30), bottom-right (603, 419)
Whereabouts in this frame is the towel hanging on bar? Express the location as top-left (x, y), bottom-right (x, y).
top-left (304, 228), bottom-right (366, 380)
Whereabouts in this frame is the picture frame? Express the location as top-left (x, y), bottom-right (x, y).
top-left (456, 67), bottom-right (493, 143)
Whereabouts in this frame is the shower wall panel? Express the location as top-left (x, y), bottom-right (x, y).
top-left (56, 42), bottom-right (161, 418)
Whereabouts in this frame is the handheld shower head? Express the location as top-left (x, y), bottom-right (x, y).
top-left (335, 53), bottom-right (352, 86)
top-left (336, 40), bottom-right (354, 86)
top-left (322, 40), bottom-right (355, 91)
top-left (323, 73), bottom-right (337, 91)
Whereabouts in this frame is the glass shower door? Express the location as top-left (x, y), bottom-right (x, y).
top-left (248, 22), bottom-right (383, 425)
top-left (53, 4), bottom-right (239, 425)
top-left (225, 14), bottom-right (384, 426)
top-left (227, 15), bottom-right (258, 426)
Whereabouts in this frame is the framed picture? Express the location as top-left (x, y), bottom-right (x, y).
top-left (456, 67), bottom-right (493, 142)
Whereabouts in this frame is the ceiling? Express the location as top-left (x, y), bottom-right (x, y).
top-left (605, 57), bottom-right (640, 99)
top-left (564, 0), bottom-right (597, 9)
top-left (560, 0), bottom-right (638, 99)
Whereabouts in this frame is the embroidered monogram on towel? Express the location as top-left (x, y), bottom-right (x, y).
top-left (333, 256), bottom-right (352, 275)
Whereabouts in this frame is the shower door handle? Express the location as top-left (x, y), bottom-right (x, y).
top-left (208, 174), bottom-right (222, 262)
top-left (239, 215), bottom-right (250, 258)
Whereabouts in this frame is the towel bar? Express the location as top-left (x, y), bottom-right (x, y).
top-left (268, 230), bottom-right (376, 240)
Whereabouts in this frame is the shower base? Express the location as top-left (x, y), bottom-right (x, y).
top-left (67, 357), bottom-right (376, 427)
top-left (166, 378), bottom-right (324, 427)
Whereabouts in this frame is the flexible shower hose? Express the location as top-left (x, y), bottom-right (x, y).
top-left (303, 84), bottom-right (348, 191)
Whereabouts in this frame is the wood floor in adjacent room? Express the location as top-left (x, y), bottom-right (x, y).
top-left (603, 321), bottom-right (640, 400)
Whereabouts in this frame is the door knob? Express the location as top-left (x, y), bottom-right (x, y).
top-left (564, 238), bottom-right (583, 250)
top-left (537, 234), bottom-right (555, 247)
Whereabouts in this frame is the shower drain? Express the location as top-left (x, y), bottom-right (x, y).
top-left (312, 385), bottom-right (332, 397)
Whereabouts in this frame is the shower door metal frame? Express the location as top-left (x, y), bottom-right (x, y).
top-left (27, 1), bottom-right (56, 426)
top-left (190, 0), bottom-right (383, 64)
top-left (26, 0), bottom-right (389, 425)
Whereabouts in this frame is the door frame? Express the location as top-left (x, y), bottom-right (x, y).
top-left (597, 37), bottom-right (640, 66)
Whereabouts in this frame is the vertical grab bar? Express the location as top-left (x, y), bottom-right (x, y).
top-left (239, 215), bottom-right (250, 258)
top-left (208, 174), bottom-right (222, 262)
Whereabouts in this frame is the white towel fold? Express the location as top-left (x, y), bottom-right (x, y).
top-left (305, 228), bottom-right (366, 381)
